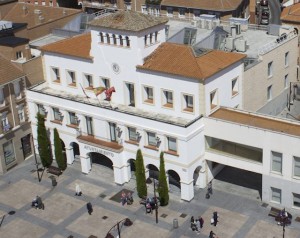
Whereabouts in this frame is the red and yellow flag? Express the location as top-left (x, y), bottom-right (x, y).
top-left (94, 87), bottom-right (106, 96)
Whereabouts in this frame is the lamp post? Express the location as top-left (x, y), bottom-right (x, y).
top-left (153, 177), bottom-right (158, 224)
top-left (281, 208), bottom-right (289, 238)
top-left (31, 134), bottom-right (41, 182)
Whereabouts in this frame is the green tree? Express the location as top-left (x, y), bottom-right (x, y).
top-left (36, 113), bottom-right (52, 167)
top-left (158, 152), bottom-right (169, 206)
top-left (54, 128), bottom-right (66, 170)
top-left (135, 149), bottom-right (147, 198)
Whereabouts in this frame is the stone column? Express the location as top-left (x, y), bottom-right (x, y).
top-left (113, 164), bottom-right (127, 185)
top-left (180, 179), bottom-right (194, 201)
top-left (80, 155), bottom-right (91, 174)
top-left (65, 146), bottom-right (74, 165)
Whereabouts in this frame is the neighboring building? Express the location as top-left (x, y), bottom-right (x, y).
top-left (0, 55), bottom-right (32, 174)
top-left (18, 0), bottom-right (81, 8)
top-left (26, 10), bottom-right (300, 209)
top-left (0, 0), bottom-right (17, 19)
top-left (281, 3), bottom-right (300, 30)
top-left (3, 3), bottom-right (82, 40)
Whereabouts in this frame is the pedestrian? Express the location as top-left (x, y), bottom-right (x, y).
top-left (213, 211), bottom-right (218, 226)
top-left (196, 219), bottom-right (201, 231)
top-left (121, 191), bottom-right (127, 206)
top-left (209, 230), bottom-right (216, 238)
top-left (87, 202), bottom-right (93, 215)
top-left (208, 181), bottom-right (213, 195)
top-left (75, 183), bottom-right (82, 196)
top-left (199, 216), bottom-right (204, 228)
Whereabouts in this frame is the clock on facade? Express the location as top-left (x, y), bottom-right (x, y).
top-left (112, 63), bottom-right (120, 74)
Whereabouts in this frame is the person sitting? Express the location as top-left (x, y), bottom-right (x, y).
top-left (126, 192), bottom-right (133, 205)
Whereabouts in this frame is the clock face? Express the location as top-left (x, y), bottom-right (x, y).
top-left (112, 63), bottom-right (120, 74)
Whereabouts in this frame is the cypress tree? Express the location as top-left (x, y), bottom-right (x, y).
top-left (135, 149), bottom-right (147, 198)
top-left (54, 128), bottom-right (66, 170)
top-left (158, 152), bottom-right (169, 206)
top-left (36, 113), bottom-right (52, 167)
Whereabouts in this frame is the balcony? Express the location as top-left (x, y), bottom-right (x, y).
top-left (2, 123), bottom-right (11, 134)
top-left (77, 131), bottom-right (123, 153)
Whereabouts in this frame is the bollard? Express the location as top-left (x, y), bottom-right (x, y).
top-left (173, 218), bottom-right (178, 228)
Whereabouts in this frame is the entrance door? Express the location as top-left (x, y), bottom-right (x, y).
top-left (21, 134), bottom-right (32, 159)
top-left (86, 116), bottom-right (93, 135)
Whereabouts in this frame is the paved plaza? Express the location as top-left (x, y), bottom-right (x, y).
top-left (0, 157), bottom-right (300, 238)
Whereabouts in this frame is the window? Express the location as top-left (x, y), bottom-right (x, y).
top-left (147, 131), bottom-right (157, 147)
top-left (0, 87), bottom-right (5, 106)
top-left (51, 67), bottom-right (60, 82)
top-left (293, 193), bottom-right (300, 208)
top-left (285, 52), bottom-right (289, 67)
top-left (16, 51), bottom-right (23, 59)
top-left (69, 112), bottom-right (78, 125)
top-left (3, 140), bottom-right (15, 165)
top-left (294, 156), bottom-right (300, 177)
top-left (37, 104), bottom-right (46, 116)
top-left (84, 74), bottom-right (93, 89)
top-left (1, 114), bottom-right (10, 132)
top-left (119, 35), bottom-right (123, 46)
top-left (13, 81), bottom-right (21, 99)
top-left (86, 116), bottom-right (93, 135)
top-left (99, 32), bottom-right (104, 43)
top-left (125, 36), bottom-right (130, 47)
top-left (149, 33), bottom-right (153, 44)
top-left (102, 77), bottom-right (110, 89)
top-left (143, 86), bottom-right (153, 104)
top-left (128, 127), bottom-right (138, 141)
top-left (267, 85), bottom-right (272, 100)
top-left (106, 33), bottom-right (110, 44)
top-left (144, 35), bottom-right (148, 46)
top-left (271, 151), bottom-right (282, 173)
top-left (163, 90), bottom-right (173, 108)
top-left (112, 34), bottom-right (117, 45)
top-left (167, 137), bottom-right (177, 152)
top-left (268, 61), bottom-right (273, 77)
top-left (271, 187), bottom-right (281, 203)
top-left (183, 94), bottom-right (193, 112)
top-left (155, 31), bottom-right (158, 42)
top-left (179, 8), bottom-right (185, 18)
top-left (210, 90), bottom-right (218, 110)
top-left (67, 70), bottom-right (76, 86)
top-left (284, 74), bottom-right (288, 88)
top-left (109, 122), bottom-right (117, 142)
top-left (232, 78), bottom-right (238, 96)
top-left (18, 105), bottom-right (25, 123)
top-left (53, 108), bottom-right (62, 121)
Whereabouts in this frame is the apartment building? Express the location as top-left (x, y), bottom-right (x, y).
top-left (26, 10), bottom-right (300, 209)
top-left (0, 56), bottom-right (32, 174)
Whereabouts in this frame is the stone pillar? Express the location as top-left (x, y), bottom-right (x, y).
top-left (126, 162), bottom-right (132, 182)
top-left (80, 155), bottom-right (91, 174)
top-left (145, 168), bottom-right (149, 179)
top-left (166, 173), bottom-right (170, 190)
top-left (113, 164), bottom-right (127, 185)
top-left (198, 166), bottom-right (207, 188)
top-left (65, 146), bottom-right (74, 165)
top-left (180, 179), bottom-right (194, 201)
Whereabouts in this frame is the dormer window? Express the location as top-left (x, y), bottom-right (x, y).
top-left (99, 32), bottom-right (104, 43)
top-left (106, 33), bottom-right (110, 44)
top-left (125, 36), bottom-right (130, 47)
top-left (119, 35), bottom-right (123, 46)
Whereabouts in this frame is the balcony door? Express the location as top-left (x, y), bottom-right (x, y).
top-left (86, 116), bottom-right (93, 135)
top-left (109, 122), bottom-right (117, 142)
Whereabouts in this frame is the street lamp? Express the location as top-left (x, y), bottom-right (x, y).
top-left (153, 177), bottom-right (159, 224)
top-left (31, 134), bottom-right (41, 182)
top-left (281, 208), bottom-right (290, 238)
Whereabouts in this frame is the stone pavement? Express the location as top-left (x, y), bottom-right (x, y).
top-left (0, 157), bottom-right (300, 238)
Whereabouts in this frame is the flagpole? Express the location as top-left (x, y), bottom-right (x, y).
top-left (79, 84), bottom-right (91, 104)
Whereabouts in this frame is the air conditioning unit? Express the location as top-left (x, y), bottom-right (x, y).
top-left (235, 39), bottom-right (247, 52)
top-left (200, 19), bottom-right (205, 29)
top-left (206, 20), bottom-right (212, 30)
top-left (225, 37), bottom-right (235, 51)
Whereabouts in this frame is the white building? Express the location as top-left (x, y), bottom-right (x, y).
top-left (27, 10), bottom-right (300, 209)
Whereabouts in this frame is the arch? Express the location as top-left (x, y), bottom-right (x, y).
top-left (99, 32), bottom-right (104, 43)
top-left (193, 165), bottom-right (202, 186)
top-left (106, 33), bottom-right (110, 44)
top-left (70, 142), bottom-right (80, 158)
top-left (127, 158), bottom-right (135, 172)
top-left (125, 36), bottom-right (130, 47)
top-left (167, 169), bottom-right (181, 188)
top-left (146, 164), bottom-right (159, 180)
top-left (112, 34), bottom-right (117, 45)
top-left (89, 152), bottom-right (113, 170)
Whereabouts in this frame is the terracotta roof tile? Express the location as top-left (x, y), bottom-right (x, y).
top-left (137, 43), bottom-right (246, 80)
top-left (88, 10), bottom-right (168, 32)
top-left (210, 107), bottom-right (300, 137)
top-left (40, 33), bottom-right (92, 60)
top-left (161, 0), bottom-right (243, 11)
top-left (0, 55), bottom-right (24, 84)
top-left (3, 3), bottom-right (81, 29)
top-left (281, 3), bottom-right (300, 23)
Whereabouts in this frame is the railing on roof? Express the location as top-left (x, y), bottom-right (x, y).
top-left (258, 30), bottom-right (298, 55)
top-left (93, 8), bottom-right (117, 18)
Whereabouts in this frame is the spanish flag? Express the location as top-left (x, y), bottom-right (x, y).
top-left (94, 87), bottom-right (106, 96)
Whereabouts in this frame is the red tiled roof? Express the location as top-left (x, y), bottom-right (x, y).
top-left (281, 3), bottom-right (300, 23)
top-left (137, 43), bottom-right (246, 81)
top-left (40, 33), bottom-right (92, 59)
top-left (0, 55), bottom-right (24, 84)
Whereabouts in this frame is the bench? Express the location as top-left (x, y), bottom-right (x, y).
top-left (47, 166), bottom-right (62, 176)
top-left (269, 207), bottom-right (281, 217)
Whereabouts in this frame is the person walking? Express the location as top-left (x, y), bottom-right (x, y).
top-left (209, 230), bottom-right (216, 238)
top-left (196, 219), bottom-right (201, 231)
top-left (87, 202), bottom-right (93, 215)
top-left (199, 216), bottom-right (204, 228)
top-left (213, 211), bottom-right (218, 226)
top-left (75, 183), bottom-right (82, 196)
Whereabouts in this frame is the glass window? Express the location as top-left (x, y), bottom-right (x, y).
top-left (37, 104), bottom-right (46, 116)
top-left (18, 105), bottom-right (25, 123)
top-left (84, 74), bottom-right (93, 88)
top-left (51, 67), bottom-right (60, 81)
top-left (294, 156), bottom-right (300, 177)
top-left (284, 74), bottom-right (288, 88)
top-left (210, 90), bottom-right (218, 110)
top-left (267, 85), bottom-right (272, 100)
top-left (2, 115), bottom-right (10, 132)
top-left (271, 187), bottom-right (281, 203)
top-left (67, 71), bottom-right (76, 85)
top-left (16, 51), bottom-right (23, 59)
top-left (179, 8), bottom-right (185, 17)
top-left (147, 132), bottom-right (156, 147)
top-left (102, 78), bottom-right (110, 89)
top-left (232, 78), bottom-right (238, 96)
top-left (285, 52), bottom-right (289, 66)
top-left (168, 137), bottom-right (177, 152)
top-left (14, 81), bottom-right (21, 99)
top-left (268, 61), bottom-right (273, 77)
top-left (0, 87), bottom-right (5, 106)
top-left (3, 140), bottom-right (15, 165)
top-left (99, 32), bottom-right (104, 43)
top-left (53, 108), bottom-right (61, 121)
top-left (109, 122), bottom-right (117, 142)
top-left (69, 112), bottom-right (78, 125)
top-left (144, 86), bottom-right (153, 103)
top-left (163, 90), bottom-right (173, 108)
top-left (128, 127), bottom-right (137, 141)
top-left (271, 151), bottom-right (282, 173)
top-left (293, 193), bottom-right (300, 208)
top-left (183, 94), bottom-right (193, 112)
